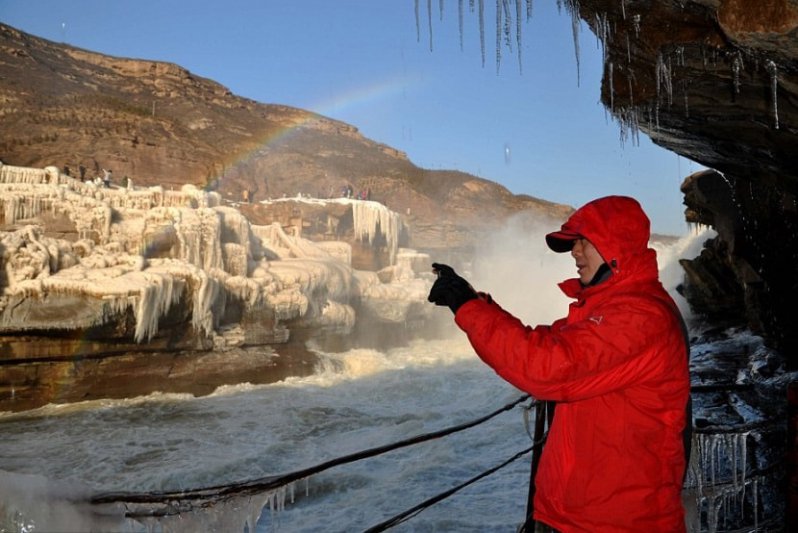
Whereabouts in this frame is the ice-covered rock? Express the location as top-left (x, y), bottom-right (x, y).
top-left (0, 165), bottom-right (432, 359)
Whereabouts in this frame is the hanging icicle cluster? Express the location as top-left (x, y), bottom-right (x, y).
top-left (580, 0), bottom-right (789, 157)
top-left (352, 200), bottom-right (404, 264)
top-left (684, 430), bottom-right (776, 532)
top-left (416, 0), bottom-right (534, 74)
top-left (419, 0), bottom-right (786, 161)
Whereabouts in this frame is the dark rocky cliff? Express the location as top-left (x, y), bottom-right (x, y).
top-left (572, 0), bottom-right (798, 362)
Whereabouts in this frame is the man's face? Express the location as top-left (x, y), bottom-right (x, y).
top-left (571, 238), bottom-right (605, 285)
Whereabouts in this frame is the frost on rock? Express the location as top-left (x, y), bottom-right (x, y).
top-left (764, 59), bottom-right (779, 129)
top-left (256, 197), bottom-right (404, 265)
top-left (685, 329), bottom-right (788, 530)
top-left (0, 165), bottom-right (431, 349)
top-left (355, 248), bottom-right (434, 324)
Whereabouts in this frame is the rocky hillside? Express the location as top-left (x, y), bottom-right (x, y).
top-left (0, 22), bottom-right (571, 256)
top-left (5, 2), bottom-right (797, 359)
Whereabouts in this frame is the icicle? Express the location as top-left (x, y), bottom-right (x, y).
top-left (632, 13), bottom-right (640, 37)
top-left (709, 434), bottom-right (717, 487)
top-left (730, 434), bottom-right (738, 494)
top-left (525, 0), bottom-right (533, 21)
top-left (415, 0), bottom-right (420, 42)
top-left (627, 73), bottom-right (634, 107)
top-left (732, 51), bottom-right (743, 95)
top-left (495, 0), bottom-right (502, 74)
top-left (656, 52), bottom-right (673, 106)
top-left (427, 0), bottom-right (434, 52)
top-left (502, 0), bottom-right (513, 51)
top-left (134, 272), bottom-right (179, 342)
top-left (740, 431), bottom-right (747, 506)
top-left (709, 490), bottom-right (721, 533)
top-left (655, 102), bottom-right (660, 130)
top-left (479, 0), bottom-right (486, 67)
top-left (609, 61), bottom-right (614, 111)
top-left (439, 0), bottom-right (444, 21)
top-left (683, 80), bottom-right (689, 118)
top-left (567, 0), bottom-right (581, 86)
top-left (625, 33), bottom-right (631, 64)
top-left (615, 106), bottom-right (639, 148)
top-left (245, 493), bottom-right (270, 533)
top-left (620, 0), bottom-right (626, 20)
top-left (595, 12), bottom-right (610, 63)
top-left (765, 59), bottom-right (779, 129)
top-left (515, 0), bottom-right (523, 73)
top-left (459, 0), bottom-right (464, 51)
top-left (192, 271), bottom-right (221, 336)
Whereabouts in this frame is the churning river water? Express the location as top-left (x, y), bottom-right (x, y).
top-left (1, 337), bottom-right (536, 532)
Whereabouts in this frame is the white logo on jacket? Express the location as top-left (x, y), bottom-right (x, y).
top-left (589, 315), bottom-right (603, 325)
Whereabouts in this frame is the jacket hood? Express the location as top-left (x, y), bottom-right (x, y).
top-left (546, 195), bottom-right (655, 280)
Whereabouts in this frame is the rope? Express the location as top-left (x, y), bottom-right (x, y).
top-left (363, 442), bottom-right (540, 532)
top-left (90, 394), bottom-right (530, 513)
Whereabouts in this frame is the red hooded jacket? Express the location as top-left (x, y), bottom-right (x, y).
top-left (454, 196), bottom-right (689, 532)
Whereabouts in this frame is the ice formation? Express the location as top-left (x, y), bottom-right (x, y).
top-left (656, 52), bottom-right (674, 106)
top-left (258, 196), bottom-right (404, 265)
top-left (561, 0), bottom-right (582, 86)
top-left (0, 470), bottom-right (298, 533)
top-left (351, 199), bottom-right (403, 264)
top-left (764, 59), bottom-right (779, 129)
top-left (684, 329), bottom-right (789, 531)
top-left (0, 163), bottom-right (431, 348)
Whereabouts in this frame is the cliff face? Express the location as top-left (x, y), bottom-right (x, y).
top-left (572, 0), bottom-right (798, 360)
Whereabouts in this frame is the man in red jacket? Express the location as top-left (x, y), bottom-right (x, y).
top-left (428, 196), bottom-right (690, 532)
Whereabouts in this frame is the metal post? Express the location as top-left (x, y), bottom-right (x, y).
top-left (521, 401), bottom-right (549, 532)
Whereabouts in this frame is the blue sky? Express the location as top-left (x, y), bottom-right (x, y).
top-left (1, 0), bottom-right (702, 235)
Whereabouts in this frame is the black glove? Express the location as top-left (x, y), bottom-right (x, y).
top-left (427, 262), bottom-right (477, 314)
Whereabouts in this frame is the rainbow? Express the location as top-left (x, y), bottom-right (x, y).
top-left (212, 75), bottom-right (414, 182)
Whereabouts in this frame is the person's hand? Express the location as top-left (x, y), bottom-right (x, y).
top-left (427, 262), bottom-right (477, 314)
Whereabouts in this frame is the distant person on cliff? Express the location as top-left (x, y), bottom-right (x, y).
top-left (427, 195), bottom-right (691, 532)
